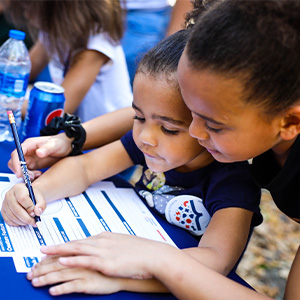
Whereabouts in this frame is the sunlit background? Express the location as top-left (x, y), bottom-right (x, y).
top-left (168, 0), bottom-right (176, 6)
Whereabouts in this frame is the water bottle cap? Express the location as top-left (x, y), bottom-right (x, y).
top-left (9, 29), bottom-right (26, 40)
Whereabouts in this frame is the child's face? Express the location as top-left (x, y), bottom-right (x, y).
top-left (132, 73), bottom-right (212, 173)
top-left (177, 51), bottom-right (283, 163)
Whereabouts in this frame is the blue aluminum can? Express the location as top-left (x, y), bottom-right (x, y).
top-left (23, 81), bottom-right (65, 139)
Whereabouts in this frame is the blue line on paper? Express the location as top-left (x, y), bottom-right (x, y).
top-left (101, 191), bottom-right (136, 236)
top-left (82, 191), bottom-right (111, 232)
top-left (0, 213), bottom-right (14, 252)
top-left (77, 218), bottom-right (91, 237)
top-left (33, 227), bottom-right (46, 246)
top-left (65, 198), bottom-right (80, 217)
top-left (53, 217), bottom-right (69, 242)
top-left (0, 176), bottom-right (9, 182)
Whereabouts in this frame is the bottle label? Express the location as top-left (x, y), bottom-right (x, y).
top-left (14, 79), bottom-right (25, 93)
top-left (0, 72), bottom-right (29, 97)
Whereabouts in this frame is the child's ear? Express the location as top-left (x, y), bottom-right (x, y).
top-left (280, 105), bottom-right (300, 140)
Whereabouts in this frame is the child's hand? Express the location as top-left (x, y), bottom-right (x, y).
top-left (1, 183), bottom-right (46, 227)
top-left (27, 258), bottom-right (124, 296)
top-left (35, 232), bottom-right (176, 280)
top-left (8, 133), bottom-right (73, 180)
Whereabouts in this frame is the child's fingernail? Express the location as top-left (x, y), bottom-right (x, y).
top-left (27, 271), bottom-right (32, 280)
top-left (49, 286), bottom-right (57, 295)
top-left (39, 148), bottom-right (47, 155)
top-left (40, 245), bottom-right (49, 253)
top-left (59, 257), bottom-right (67, 264)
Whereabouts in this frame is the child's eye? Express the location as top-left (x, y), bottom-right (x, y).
top-left (133, 115), bottom-right (145, 122)
top-left (205, 123), bottom-right (222, 133)
top-left (161, 127), bottom-right (179, 135)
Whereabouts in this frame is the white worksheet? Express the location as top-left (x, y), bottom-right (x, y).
top-left (0, 173), bottom-right (176, 272)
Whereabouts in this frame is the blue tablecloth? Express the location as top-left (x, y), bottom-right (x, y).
top-left (0, 140), bottom-right (15, 173)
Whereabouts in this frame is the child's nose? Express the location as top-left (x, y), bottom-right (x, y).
top-left (139, 126), bottom-right (157, 146)
top-left (189, 119), bottom-right (209, 141)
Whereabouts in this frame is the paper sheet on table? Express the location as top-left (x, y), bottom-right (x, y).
top-left (0, 173), bottom-right (176, 272)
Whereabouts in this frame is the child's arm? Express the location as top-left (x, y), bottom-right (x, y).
top-left (153, 245), bottom-right (272, 300)
top-left (27, 232), bottom-right (270, 300)
top-left (30, 238), bottom-right (300, 299)
top-left (32, 140), bottom-right (132, 201)
top-left (82, 107), bottom-right (134, 150)
top-left (8, 107), bottom-right (134, 179)
top-left (284, 246), bottom-right (300, 300)
top-left (28, 232), bottom-right (271, 299)
top-left (2, 140), bottom-right (133, 227)
top-left (184, 207), bottom-right (253, 275)
top-left (29, 41), bottom-right (49, 81)
top-left (61, 49), bottom-right (109, 114)
top-left (28, 233), bottom-right (171, 294)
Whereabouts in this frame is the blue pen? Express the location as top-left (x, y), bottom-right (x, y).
top-left (7, 110), bottom-right (43, 235)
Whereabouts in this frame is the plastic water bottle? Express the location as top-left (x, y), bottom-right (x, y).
top-left (0, 30), bottom-right (31, 142)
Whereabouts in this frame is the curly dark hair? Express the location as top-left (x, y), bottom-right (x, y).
top-left (185, 0), bottom-right (221, 29)
top-left (186, 0), bottom-right (300, 115)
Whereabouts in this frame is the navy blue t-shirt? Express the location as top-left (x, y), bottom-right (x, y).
top-left (121, 131), bottom-right (262, 236)
top-left (252, 135), bottom-right (300, 223)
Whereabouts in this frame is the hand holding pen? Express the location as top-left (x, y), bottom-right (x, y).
top-left (6, 111), bottom-right (43, 235)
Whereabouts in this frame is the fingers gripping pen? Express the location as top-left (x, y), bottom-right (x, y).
top-left (7, 110), bottom-right (43, 235)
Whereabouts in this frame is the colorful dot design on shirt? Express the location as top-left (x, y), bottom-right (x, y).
top-left (175, 200), bottom-right (203, 231)
top-left (165, 196), bottom-right (211, 235)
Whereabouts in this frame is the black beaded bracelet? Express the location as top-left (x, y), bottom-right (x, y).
top-left (40, 113), bottom-right (86, 156)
